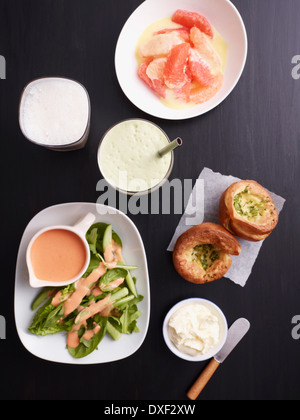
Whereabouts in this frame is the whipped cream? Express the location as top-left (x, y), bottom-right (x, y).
top-left (168, 303), bottom-right (220, 356)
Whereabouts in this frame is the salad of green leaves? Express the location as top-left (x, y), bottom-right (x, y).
top-left (28, 223), bottom-right (144, 359)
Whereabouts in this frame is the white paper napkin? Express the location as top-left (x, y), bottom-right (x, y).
top-left (167, 167), bottom-right (286, 287)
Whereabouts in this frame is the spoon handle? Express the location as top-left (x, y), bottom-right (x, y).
top-left (187, 358), bottom-right (220, 400)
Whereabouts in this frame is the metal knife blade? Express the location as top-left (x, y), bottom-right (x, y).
top-left (214, 318), bottom-right (250, 364)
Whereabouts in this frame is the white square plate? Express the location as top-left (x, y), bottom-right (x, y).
top-left (14, 202), bottom-right (150, 364)
top-left (115, 0), bottom-right (248, 120)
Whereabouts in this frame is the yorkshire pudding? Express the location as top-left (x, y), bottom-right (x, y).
top-left (173, 223), bottom-right (241, 284)
top-left (219, 180), bottom-right (279, 242)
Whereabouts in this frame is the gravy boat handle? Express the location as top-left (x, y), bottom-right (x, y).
top-left (72, 212), bottom-right (96, 235)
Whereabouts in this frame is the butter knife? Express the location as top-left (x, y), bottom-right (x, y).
top-left (187, 318), bottom-right (250, 400)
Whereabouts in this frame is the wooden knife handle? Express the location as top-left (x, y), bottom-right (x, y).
top-left (187, 359), bottom-right (220, 400)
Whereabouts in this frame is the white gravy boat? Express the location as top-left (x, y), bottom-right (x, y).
top-left (26, 212), bottom-right (96, 288)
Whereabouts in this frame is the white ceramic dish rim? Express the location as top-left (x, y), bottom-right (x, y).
top-left (115, 0), bottom-right (248, 120)
top-left (14, 202), bottom-right (151, 365)
top-left (163, 298), bottom-right (228, 362)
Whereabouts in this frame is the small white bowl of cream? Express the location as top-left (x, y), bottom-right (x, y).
top-left (19, 77), bottom-right (91, 151)
top-left (163, 298), bottom-right (228, 362)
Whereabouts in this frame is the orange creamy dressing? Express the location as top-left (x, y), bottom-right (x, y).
top-left (63, 262), bottom-right (107, 316)
top-left (51, 239), bottom-right (124, 348)
top-left (104, 240), bottom-right (123, 266)
top-left (30, 229), bottom-right (87, 282)
top-left (66, 293), bottom-right (111, 348)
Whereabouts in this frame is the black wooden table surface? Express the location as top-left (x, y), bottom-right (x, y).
top-left (0, 0), bottom-right (299, 401)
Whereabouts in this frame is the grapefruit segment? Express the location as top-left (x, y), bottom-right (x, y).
top-left (146, 57), bottom-right (167, 81)
top-left (190, 27), bottom-right (221, 69)
top-left (174, 67), bottom-right (193, 102)
top-left (154, 27), bottom-right (190, 42)
top-left (138, 61), bottom-right (167, 99)
top-left (190, 72), bottom-right (223, 104)
top-left (164, 43), bottom-right (190, 89)
top-left (188, 48), bottom-right (215, 87)
top-left (172, 9), bottom-right (214, 39)
top-left (139, 33), bottom-right (185, 58)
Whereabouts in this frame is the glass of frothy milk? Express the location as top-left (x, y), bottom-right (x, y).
top-left (19, 77), bottom-right (91, 151)
top-left (97, 119), bottom-right (174, 195)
